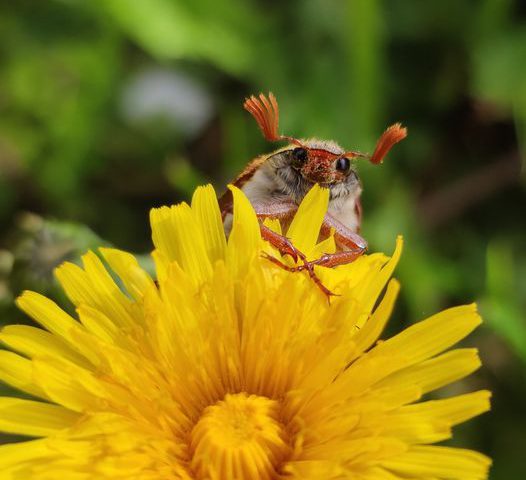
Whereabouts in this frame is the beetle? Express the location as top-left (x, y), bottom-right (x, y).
top-left (219, 93), bottom-right (407, 296)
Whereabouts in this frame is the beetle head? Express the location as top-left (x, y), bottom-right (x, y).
top-left (244, 92), bottom-right (408, 185)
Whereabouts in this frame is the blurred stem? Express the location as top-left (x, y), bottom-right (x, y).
top-left (513, 99), bottom-right (526, 183)
top-left (343, 0), bottom-right (384, 143)
top-left (481, 240), bottom-right (526, 363)
top-left (222, 101), bottom-right (252, 181)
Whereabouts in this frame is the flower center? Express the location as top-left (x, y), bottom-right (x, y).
top-left (189, 393), bottom-right (290, 479)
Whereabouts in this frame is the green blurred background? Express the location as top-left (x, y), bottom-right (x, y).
top-left (0, 0), bottom-right (525, 478)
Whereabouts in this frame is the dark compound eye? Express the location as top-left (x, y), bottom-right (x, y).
top-left (292, 147), bottom-right (308, 164)
top-left (335, 157), bottom-right (351, 173)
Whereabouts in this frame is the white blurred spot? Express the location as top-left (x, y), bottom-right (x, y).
top-left (121, 68), bottom-right (214, 137)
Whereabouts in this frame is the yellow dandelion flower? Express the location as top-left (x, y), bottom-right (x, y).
top-left (0, 185), bottom-right (490, 479)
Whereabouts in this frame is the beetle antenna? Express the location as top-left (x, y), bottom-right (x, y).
top-left (369, 123), bottom-right (407, 164)
top-left (343, 124), bottom-right (407, 163)
top-left (244, 93), bottom-right (300, 145)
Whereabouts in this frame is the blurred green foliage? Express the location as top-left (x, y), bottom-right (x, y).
top-left (0, 0), bottom-right (525, 477)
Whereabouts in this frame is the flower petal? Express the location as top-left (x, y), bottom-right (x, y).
top-left (151, 202), bottom-right (212, 287)
top-left (15, 291), bottom-right (98, 364)
top-left (356, 236), bottom-right (403, 317)
top-left (353, 278), bottom-right (400, 354)
top-left (77, 305), bottom-right (119, 343)
top-left (377, 348), bottom-right (482, 395)
top-left (382, 445), bottom-right (491, 480)
top-left (0, 397), bottom-right (80, 437)
top-left (227, 185), bottom-right (261, 273)
top-left (54, 252), bottom-right (136, 329)
top-left (100, 248), bottom-right (155, 300)
top-left (0, 350), bottom-right (47, 399)
top-left (33, 358), bottom-right (104, 412)
top-left (286, 185), bottom-right (329, 254)
top-left (0, 439), bottom-right (53, 472)
top-left (191, 185), bottom-right (227, 264)
top-left (401, 390), bottom-right (491, 427)
top-left (372, 304), bottom-right (482, 367)
top-left (0, 325), bottom-right (90, 367)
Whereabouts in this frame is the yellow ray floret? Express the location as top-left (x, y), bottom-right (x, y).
top-left (0, 184), bottom-right (490, 479)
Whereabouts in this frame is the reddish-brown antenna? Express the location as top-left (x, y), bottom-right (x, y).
top-left (369, 123), bottom-right (407, 164)
top-left (245, 93), bottom-right (406, 162)
top-left (244, 93), bottom-right (299, 145)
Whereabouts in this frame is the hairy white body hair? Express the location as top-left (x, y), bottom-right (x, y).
top-left (241, 153), bottom-right (362, 234)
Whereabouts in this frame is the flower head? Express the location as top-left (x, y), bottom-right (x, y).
top-left (0, 185), bottom-right (490, 479)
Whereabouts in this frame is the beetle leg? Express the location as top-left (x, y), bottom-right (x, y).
top-left (259, 224), bottom-right (337, 299)
top-left (265, 213), bottom-right (367, 272)
top-left (303, 214), bottom-right (367, 268)
top-left (297, 249), bottom-right (365, 269)
top-left (252, 201), bottom-right (299, 261)
top-left (252, 200), bottom-right (298, 220)
top-left (309, 214), bottom-right (368, 268)
top-left (250, 201), bottom-right (335, 298)
top-left (223, 199), bottom-right (336, 298)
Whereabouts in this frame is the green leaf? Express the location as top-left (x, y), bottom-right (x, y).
top-left (480, 240), bottom-right (526, 362)
top-left (98, 0), bottom-right (253, 75)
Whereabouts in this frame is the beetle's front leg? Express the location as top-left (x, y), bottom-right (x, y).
top-left (226, 199), bottom-right (307, 263)
top-left (265, 214), bottom-right (367, 272)
top-left (250, 201), bottom-right (336, 298)
top-left (259, 225), bottom-right (336, 298)
top-left (312, 214), bottom-right (368, 267)
top-left (251, 200), bottom-right (299, 260)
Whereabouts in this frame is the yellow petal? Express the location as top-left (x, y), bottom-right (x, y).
top-left (282, 459), bottom-right (346, 478)
top-left (150, 205), bottom-right (180, 261)
top-left (0, 325), bottom-right (90, 367)
top-left (286, 184), bottom-right (329, 254)
top-left (150, 202), bottom-right (212, 287)
top-left (17, 291), bottom-right (80, 340)
top-left (382, 445), bottom-right (491, 479)
top-left (372, 303), bottom-right (481, 367)
top-left (357, 236), bottom-right (403, 317)
top-left (76, 304), bottom-right (120, 344)
top-left (310, 353), bottom-right (415, 407)
top-left (0, 438), bottom-right (52, 470)
top-left (191, 185), bottom-right (227, 263)
top-left (302, 436), bottom-right (407, 464)
top-left (353, 279), bottom-right (400, 354)
top-left (227, 185), bottom-right (260, 273)
top-left (377, 348), bottom-right (482, 395)
top-left (0, 397), bottom-right (80, 437)
top-left (401, 390), bottom-right (491, 427)
top-left (310, 233), bottom-right (336, 259)
top-left (356, 467), bottom-right (406, 480)
top-left (151, 249), bottom-right (169, 283)
top-left (379, 414), bottom-right (451, 444)
top-left (82, 251), bottom-right (139, 324)
top-left (33, 358), bottom-right (103, 412)
top-left (15, 291), bottom-right (97, 364)
top-left (262, 217), bottom-right (282, 234)
top-left (54, 254), bottom-right (135, 329)
top-left (0, 350), bottom-right (47, 399)
top-left (100, 248), bottom-right (154, 300)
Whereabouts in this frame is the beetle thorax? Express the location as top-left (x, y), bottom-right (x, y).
top-left (241, 139), bottom-right (363, 233)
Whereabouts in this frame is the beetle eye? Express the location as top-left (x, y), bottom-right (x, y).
top-left (292, 147), bottom-right (308, 164)
top-left (336, 157), bottom-right (351, 173)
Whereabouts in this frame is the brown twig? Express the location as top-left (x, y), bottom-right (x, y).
top-left (417, 153), bottom-right (521, 229)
